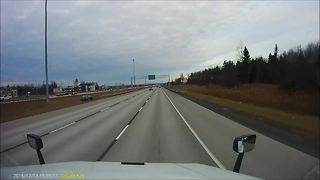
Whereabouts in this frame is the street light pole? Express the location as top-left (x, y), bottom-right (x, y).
top-left (45, 0), bottom-right (49, 102)
top-left (133, 58), bottom-right (135, 86)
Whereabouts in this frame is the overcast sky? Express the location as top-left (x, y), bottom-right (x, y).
top-left (1, 0), bottom-right (319, 86)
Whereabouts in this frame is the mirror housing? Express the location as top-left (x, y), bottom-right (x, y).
top-left (233, 134), bottom-right (256, 153)
top-left (233, 134), bottom-right (256, 173)
top-left (27, 134), bottom-right (43, 150)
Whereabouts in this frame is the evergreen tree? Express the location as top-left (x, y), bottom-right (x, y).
top-left (274, 44), bottom-right (278, 58)
top-left (185, 42), bottom-right (318, 91)
top-left (238, 46), bottom-right (251, 83)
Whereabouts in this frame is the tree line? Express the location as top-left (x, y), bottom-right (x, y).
top-left (4, 81), bottom-right (58, 96)
top-left (185, 42), bottom-right (319, 91)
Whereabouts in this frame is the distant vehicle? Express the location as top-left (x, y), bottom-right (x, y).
top-left (56, 92), bottom-right (68, 96)
top-left (149, 88), bottom-right (153, 91)
top-left (0, 95), bottom-right (12, 101)
top-left (81, 94), bottom-right (93, 101)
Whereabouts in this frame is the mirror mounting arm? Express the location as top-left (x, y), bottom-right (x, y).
top-left (36, 149), bottom-right (45, 164)
top-left (233, 152), bottom-right (244, 173)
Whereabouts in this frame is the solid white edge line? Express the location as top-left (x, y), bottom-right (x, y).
top-left (100, 107), bottom-right (110, 112)
top-left (50, 122), bottom-right (76, 134)
top-left (116, 125), bottom-right (130, 140)
top-left (162, 89), bottom-right (226, 169)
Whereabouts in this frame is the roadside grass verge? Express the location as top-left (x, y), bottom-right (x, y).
top-left (0, 88), bottom-right (141, 123)
top-left (171, 84), bottom-right (319, 138)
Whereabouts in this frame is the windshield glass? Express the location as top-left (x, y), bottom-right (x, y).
top-left (1, 1), bottom-right (319, 179)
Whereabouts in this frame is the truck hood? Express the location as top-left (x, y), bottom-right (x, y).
top-left (1, 161), bottom-right (260, 180)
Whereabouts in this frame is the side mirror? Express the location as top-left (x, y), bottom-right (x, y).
top-left (233, 134), bottom-right (256, 173)
top-left (233, 134), bottom-right (256, 153)
top-left (27, 134), bottom-right (45, 164)
top-left (27, 134), bottom-right (43, 150)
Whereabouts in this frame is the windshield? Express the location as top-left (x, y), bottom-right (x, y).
top-left (0, 1), bottom-right (319, 180)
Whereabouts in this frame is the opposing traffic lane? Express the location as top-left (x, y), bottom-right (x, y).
top-left (163, 88), bottom-right (319, 179)
top-left (1, 89), bottom-right (152, 166)
top-left (103, 88), bottom-right (216, 167)
top-left (0, 90), bottom-right (145, 152)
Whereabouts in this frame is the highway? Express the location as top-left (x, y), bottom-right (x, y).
top-left (0, 87), bottom-right (319, 179)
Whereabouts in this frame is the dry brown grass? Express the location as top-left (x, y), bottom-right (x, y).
top-left (172, 84), bottom-right (319, 138)
top-left (0, 89), bottom-right (140, 123)
top-left (174, 84), bottom-right (319, 116)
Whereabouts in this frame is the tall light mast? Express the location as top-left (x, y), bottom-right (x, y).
top-left (44, 0), bottom-right (49, 102)
top-left (133, 58), bottom-right (135, 86)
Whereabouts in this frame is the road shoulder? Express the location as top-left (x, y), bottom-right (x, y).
top-left (166, 88), bottom-right (319, 158)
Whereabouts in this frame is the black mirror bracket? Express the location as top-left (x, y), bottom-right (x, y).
top-left (36, 149), bottom-right (45, 165)
top-left (233, 152), bottom-right (244, 173)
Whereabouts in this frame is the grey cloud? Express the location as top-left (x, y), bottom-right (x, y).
top-left (1, 1), bottom-right (319, 85)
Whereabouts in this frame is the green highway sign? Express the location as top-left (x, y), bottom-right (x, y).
top-left (148, 75), bottom-right (156, 80)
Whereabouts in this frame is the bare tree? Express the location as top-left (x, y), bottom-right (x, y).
top-left (236, 41), bottom-right (244, 61)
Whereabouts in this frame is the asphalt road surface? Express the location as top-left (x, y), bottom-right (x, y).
top-left (0, 88), bottom-right (319, 179)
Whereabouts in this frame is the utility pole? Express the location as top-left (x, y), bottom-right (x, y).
top-left (133, 58), bottom-right (135, 86)
top-left (44, 0), bottom-right (49, 102)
